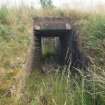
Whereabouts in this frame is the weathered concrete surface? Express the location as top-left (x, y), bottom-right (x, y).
top-left (33, 17), bottom-right (72, 30)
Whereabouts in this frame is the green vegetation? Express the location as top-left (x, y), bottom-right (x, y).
top-left (0, 6), bottom-right (105, 105)
top-left (40, 0), bottom-right (54, 9)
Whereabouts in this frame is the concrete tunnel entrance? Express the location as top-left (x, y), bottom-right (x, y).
top-left (26, 17), bottom-right (90, 73)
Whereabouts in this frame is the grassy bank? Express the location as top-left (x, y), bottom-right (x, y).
top-left (0, 7), bottom-right (105, 105)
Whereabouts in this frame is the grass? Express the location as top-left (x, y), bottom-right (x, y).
top-left (0, 6), bottom-right (105, 105)
top-left (16, 68), bottom-right (105, 105)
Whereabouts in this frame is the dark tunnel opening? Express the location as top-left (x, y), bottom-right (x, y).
top-left (33, 29), bottom-right (72, 72)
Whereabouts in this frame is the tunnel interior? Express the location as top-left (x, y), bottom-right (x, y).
top-left (34, 29), bottom-right (72, 71)
top-left (41, 37), bottom-right (61, 65)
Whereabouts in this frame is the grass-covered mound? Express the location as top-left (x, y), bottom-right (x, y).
top-left (0, 6), bottom-right (105, 105)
